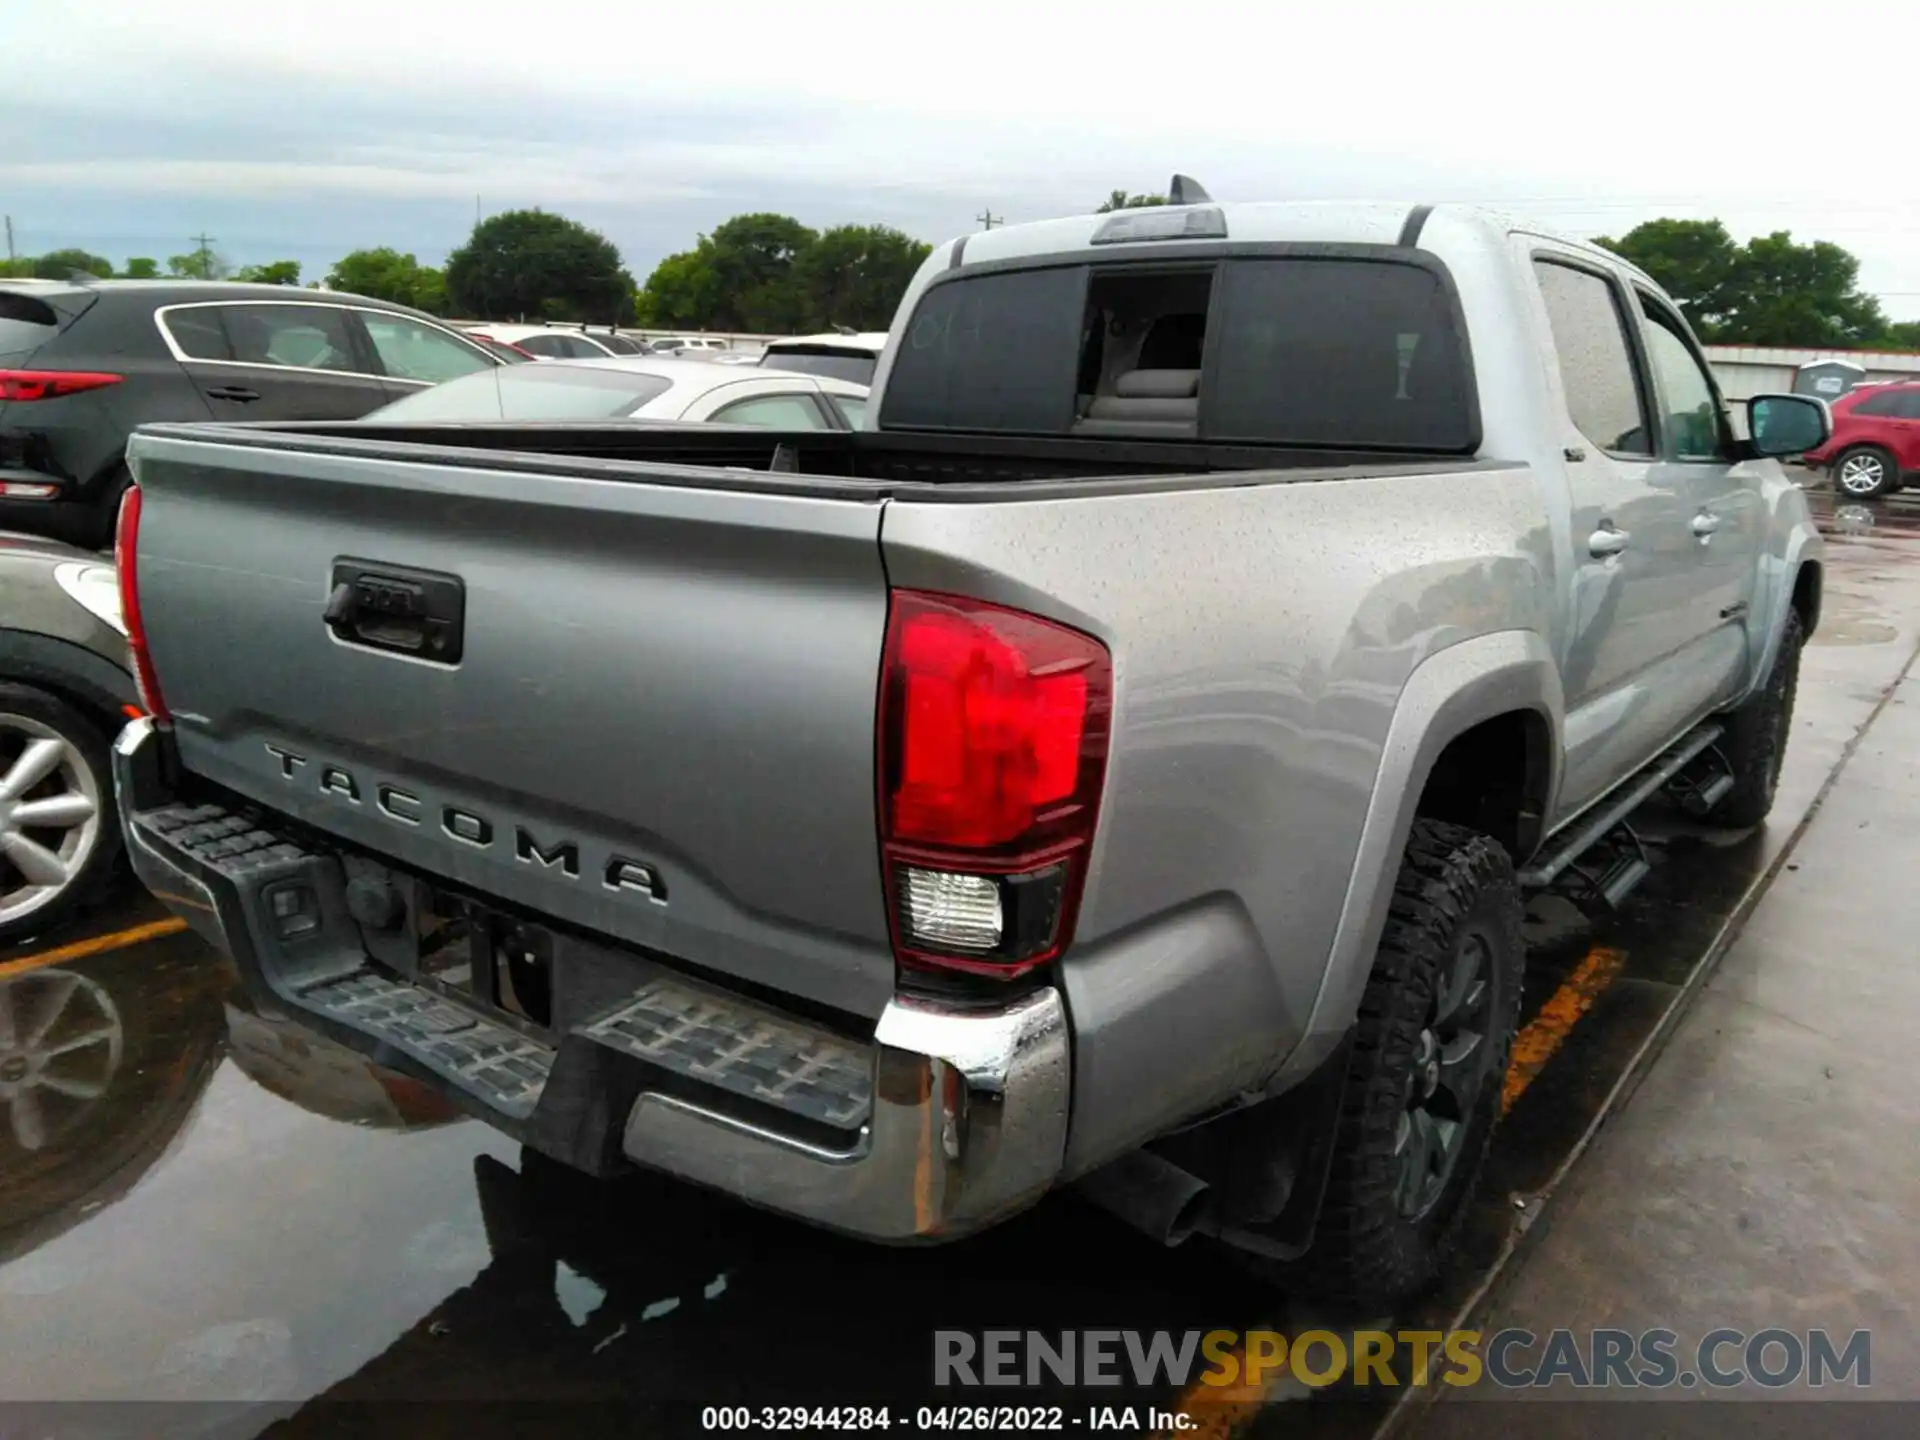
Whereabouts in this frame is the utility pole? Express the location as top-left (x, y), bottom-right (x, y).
top-left (976, 209), bottom-right (1002, 231)
top-left (476, 195), bottom-right (482, 228)
top-left (4, 215), bottom-right (14, 272)
top-left (191, 231), bottom-right (216, 278)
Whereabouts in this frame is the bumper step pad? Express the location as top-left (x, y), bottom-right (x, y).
top-left (130, 797), bottom-right (871, 1134)
top-left (587, 976), bottom-right (874, 1132)
top-left (302, 969), bottom-right (555, 1119)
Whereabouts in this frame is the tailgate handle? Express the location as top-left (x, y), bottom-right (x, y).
top-left (325, 559), bottom-right (466, 664)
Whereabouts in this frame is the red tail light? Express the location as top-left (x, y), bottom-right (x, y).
top-left (114, 484), bottom-right (170, 724)
top-left (877, 589), bottom-right (1112, 979)
top-left (0, 369), bottom-right (124, 402)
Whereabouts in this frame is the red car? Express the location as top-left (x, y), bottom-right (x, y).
top-left (1804, 380), bottom-right (1920, 498)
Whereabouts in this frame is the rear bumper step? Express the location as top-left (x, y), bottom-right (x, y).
top-left (113, 717), bottom-right (1070, 1241)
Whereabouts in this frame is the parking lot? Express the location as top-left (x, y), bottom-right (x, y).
top-left (0, 482), bottom-right (1907, 1437)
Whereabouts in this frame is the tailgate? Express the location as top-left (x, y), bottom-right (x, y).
top-left (128, 429), bottom-right (897, 1019)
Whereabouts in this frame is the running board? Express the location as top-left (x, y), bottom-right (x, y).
top-left (1519, 723), bottom-right (1724, 889)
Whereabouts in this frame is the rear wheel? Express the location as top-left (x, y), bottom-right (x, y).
top-left (1282, 819), bottom-right (1524, 1310)
top-left (0, 685), bottom-right (123, 946)
top-left (1834, 446), bottom-right (1898, 500)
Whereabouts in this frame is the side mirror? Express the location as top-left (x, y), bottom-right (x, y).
top-left (1746, 393), bottom-right (1831, 458)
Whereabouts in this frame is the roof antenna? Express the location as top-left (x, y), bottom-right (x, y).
top-left (1167, 174), bottom-right (1213, 205)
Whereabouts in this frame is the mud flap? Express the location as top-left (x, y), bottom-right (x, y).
top-left (1199, 1027), bottom-right (1356, 1262)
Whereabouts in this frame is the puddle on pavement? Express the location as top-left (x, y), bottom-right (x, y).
top-left (0, 794), bottom-right (1790, 1439)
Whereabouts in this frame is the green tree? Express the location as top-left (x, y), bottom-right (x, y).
top-left (444, 210), bottom-right (633, 323)
top-left (121, 257), bottom-right (161, 279)
top-left (792, 224), bottom-right (932, 331)
top-left (168, 245), bottom-right (229, 280)
top-left (1722, 231), bottom-right (1889, 348)
top-left (1886, 319), bottom-right (1920, 351)
top-left (324, 247), bottom-right (447, 313)
top-left (1597, 219), bottom-right (1893, 347)
top-left (0, 257), bottom-right (33, 278)
top-left (639, 213), bottom-right (818, 332)
top-left (232, 259), bottom-right (301, 285)
top-left (1095, 189), bottom-right (1167, 213)
top-left (1594, 219), bottom-right (1741, 335)
top-left (33, 248), bottom-right (113, 280)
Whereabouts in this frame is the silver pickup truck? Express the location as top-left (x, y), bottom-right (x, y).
top-left (110, 189), bottom-right (1828, 1308)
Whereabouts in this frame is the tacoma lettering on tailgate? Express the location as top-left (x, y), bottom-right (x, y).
top-left (263, 742), bottom-right (667, 903)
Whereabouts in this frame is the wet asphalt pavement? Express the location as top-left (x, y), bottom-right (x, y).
top-left (4, 477), bottom-right (1919, 1439)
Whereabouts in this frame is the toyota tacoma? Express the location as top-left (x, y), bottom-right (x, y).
top-left (109, 185), bottom-right (1827, 1307)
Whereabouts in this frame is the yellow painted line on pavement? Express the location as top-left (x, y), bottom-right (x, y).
top-left (1502, 944), bottom-right (1627, 1116)
top-left (0, 916), bottom-right (189, 981)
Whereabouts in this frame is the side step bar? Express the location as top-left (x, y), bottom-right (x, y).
top-left (1518, 723), bottom-right (1724, 891)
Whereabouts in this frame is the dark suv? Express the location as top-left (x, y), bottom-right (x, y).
top-left (0, 280), bottom-right (502, 548)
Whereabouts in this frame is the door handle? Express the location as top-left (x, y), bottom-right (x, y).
top-left (1588, 524), bottom-right (1630, 558)
top-left (1691, 511), bottom-right (1721, 541)
top-left (206, 385), bottom-right (261, 402)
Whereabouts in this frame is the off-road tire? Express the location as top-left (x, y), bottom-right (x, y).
top-left (1288, 819), bottom-right (1525, 1311)
top-left (1708, 608), bottom-right (1804, 830)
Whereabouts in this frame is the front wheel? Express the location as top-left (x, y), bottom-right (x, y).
top-left (1284, 819), bottom-right (1525, 1310)
top-left (1707, 608), bottom-right (1804, 830)
top-left (1833, 446), bottom-right (1898, 500)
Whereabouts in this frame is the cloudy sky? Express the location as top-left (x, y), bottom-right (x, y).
top-left (6, 0), bottom-right (1918, 319)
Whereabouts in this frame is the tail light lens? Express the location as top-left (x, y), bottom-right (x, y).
top-left (114, 484), bottom-right (170, 724)
top-left (0, 370), bottom-right (124, 402)
top-left (878, 589), bottom-right (1112, 979)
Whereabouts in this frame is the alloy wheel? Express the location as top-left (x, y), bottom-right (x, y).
top-left (1394, 928), bottom-right (1497, 1219)
top-left (0, 715), bottom-right (103, 928)
top-left (1838, 453), bottom-right (1888, 497)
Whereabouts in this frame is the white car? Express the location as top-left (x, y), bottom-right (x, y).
top-left (649, 335), bottom-right (733, 356)
top-left (757, 331), bottom-right (887, 385)
top-left (358, 355), bottom-right (868, 429)
top-left (461, 324), bottom-right (649, 360)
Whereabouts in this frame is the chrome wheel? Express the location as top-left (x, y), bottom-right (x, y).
top-left (0, 714), bottom-right (103, 928)
top-left (0, 969), bottom-right (123, 1152)
top-left (1837, 452), bottom-right (1890, 497)
top-left (1394, 928), bottom-right (1495, 1220)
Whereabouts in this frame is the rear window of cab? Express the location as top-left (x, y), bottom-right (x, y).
top-left (878, 255), bottom-right (1478, 453)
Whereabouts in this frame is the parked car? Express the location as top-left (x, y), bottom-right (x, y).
top-left (356, 355), bottom-right (868, 429)
top-left (466, 333), bottom-right (538, 365)
top-left (0, 280), bottom-right (501, 549)
top-left (112, 189), bottom-right (1826, 1309)
top-left (1801, 380), bottom-right (1920, 498)
top-left (757, 331), bottom-right (887, 386)
top-left (647, 336), bottom-right (731, 357)
top-left (464, 324), bottom-right (648, 361)
top-left (0, 532), bottom-right (137, 942)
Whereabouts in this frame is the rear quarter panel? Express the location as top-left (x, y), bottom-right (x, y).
top-left (881, 465), bottom-right (1554, 1170)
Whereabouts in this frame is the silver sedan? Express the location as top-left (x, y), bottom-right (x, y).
top-left (360, 355), bottom-right (868, 430)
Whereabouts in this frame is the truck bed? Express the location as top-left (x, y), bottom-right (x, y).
top-left (140, 418), bottom-right (1498, 498)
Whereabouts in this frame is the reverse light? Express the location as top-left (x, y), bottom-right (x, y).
top-left (114, 484), bottom-right (171, 724)
top-left (0, 369), bottom-right (124, 403)
top-left (878, 590), bottom-right (1111, 979)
